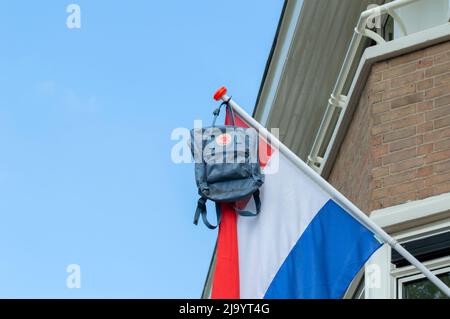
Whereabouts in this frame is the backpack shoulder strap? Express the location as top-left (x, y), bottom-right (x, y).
top-left (193, 197), bottom-right (222, 229)
top-left (235, 190), bottom-right (261, 217)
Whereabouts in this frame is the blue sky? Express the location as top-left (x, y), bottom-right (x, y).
top-left (0, 1), bottom-right (283, 297)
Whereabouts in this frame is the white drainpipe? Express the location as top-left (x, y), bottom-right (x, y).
top-left (307, 0), bottom-right (420, 173)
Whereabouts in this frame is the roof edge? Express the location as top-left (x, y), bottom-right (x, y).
top-left (252, 0), bottom-right (289, 117)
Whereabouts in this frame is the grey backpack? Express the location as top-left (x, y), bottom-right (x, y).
top-left (190, 101), bottom-right (264, 229)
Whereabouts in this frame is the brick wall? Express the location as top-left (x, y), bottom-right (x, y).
top-left (328, 40), bottom-right (450, 213)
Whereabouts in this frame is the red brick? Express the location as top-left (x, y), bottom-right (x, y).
top-left (372, 179), bottom-right (382, 189)
top-left (424, 127), bottom-right (450, 143)
top-left (368, 92), bottom-right (383, 104)
top-left (371, 72), bottom-right (382, 83)
top-left (372, 61), bottom-right (388, 72)
top-left (417, 101), bottom-right (433, 112)
top-left (372, 144), bottom-right (389, 157)
top-left (372, 122), bottom-right (392, 135)
top-left (328, 41), bottom-right (450, 210)
top-left (382, 147), bottom-right (417, 165)
top-left (372, 80), bottom-right (391, 94)
top-left (435, 72), bottom-right (450, 86)
top-left (425, 61), bottom-right (450, 77)
top-left (424, 171), bottom-right (450, 187)
top-left (383, 62), bottom-right (417, 80)
top-left (371, 135), bottom-right (382, 146)
top-left (379, 104), bottom-right (416, 122)
top-left (373, 187), bottom-right (389, 200)
top-left (417, 122), bottom-right (434, 134)
top-left (372, 101), bottom-right (391, 114)
top-left (435, 159), bottom-right (450, 173)
top-left (373, 167), bottom-right (389, 178)
top-left (387, 179), bottom-right (424, 195)
top-left (424, 149), bottom-right (450, 164)
top-left (424, 83), bottom-right (450, 99)
top-left (391, 70), bottom-right (424, 88)
top-left (391, 92), bottom-right (424, 109)
top-left (418, 166), bottom-right (433, 178)
top-left (425, 42), bottom-right (450, 56)
top-left (383, 83), bottom-right (416, 101)
top-left (389, 158), bottom-right (424, 174)
top-left (389, 135), bottom-right (423, 152)
top-left (383, 126), bottom-right (416, 143)
top-left (417, 78), bottom-right (433, 91)
top-left (370, 201), bottom-right (383, 211)
top-left (434, 137), bottom-right (450, 151)
top-left (391, 114), bottom-right (424, 130)
top-left (435, 115), bottom-right (450, 129)
top-left (425, 104), bottom-right (450, 121)
top-left (417, 57), bottom-right (433, 69)
top-left (389, 51), bottom-right (425, 67)
top-left (383, 169), bottom-right (417, 186)
top-left (418, 187), bottom-right (434, 199)
top-left (373, 157), bottom-right (382, 168)
top-left (435, 94), bottom-right (450, 108)
top-left (435, 181), bottom-right (450, 194)
top-left (434, 51), bottom-right (450, 64)
top-left (382, 191), bottom-right (417, 207)
top-left (417, 143), bottom-right (434, 156)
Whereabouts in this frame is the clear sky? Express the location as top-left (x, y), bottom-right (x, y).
top-left (0, 1), bottom-right (283, 297)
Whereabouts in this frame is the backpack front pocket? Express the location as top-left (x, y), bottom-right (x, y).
top-left (206, 163), bottom-right (251, 183)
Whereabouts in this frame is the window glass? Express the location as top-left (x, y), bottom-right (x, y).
top-left (353, 278), bottom-right (365, 299)
top-left (402, 272), bottom-right (450, 299)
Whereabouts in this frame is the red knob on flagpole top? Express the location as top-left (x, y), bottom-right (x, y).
top-left (213, 86), bottom-right (227, 101)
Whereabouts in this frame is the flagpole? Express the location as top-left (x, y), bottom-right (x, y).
top-left (214, 87), bottom-right (450, 298)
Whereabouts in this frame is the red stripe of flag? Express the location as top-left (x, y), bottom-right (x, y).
top-left (211, 107), bottom-right (272, 299)
top-left (211, 108), bottom-right (243, 299)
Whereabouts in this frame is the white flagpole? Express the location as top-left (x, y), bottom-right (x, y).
top-left (214, 87), bottom-right (450, 298)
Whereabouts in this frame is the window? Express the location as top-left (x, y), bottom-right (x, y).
top-left (352, 278), bottom-right (366, 299)
top-left (381, 15), bottom-right (394, 42)
top-left (390, 231), bottom-right (450, 298)
top-left (344, 267), bottom-right (366, 299)
top-left (399, 268), bottom-right (450, 299)
top-left (391, 234), bottom-right (450, 299)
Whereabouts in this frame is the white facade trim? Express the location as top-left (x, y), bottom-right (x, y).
top-left (370, 192), bottom-right (450, 234)
top-left (392, 256), bottom-right (450, 278)
top-left (258, 0), bottom-right (304, 126)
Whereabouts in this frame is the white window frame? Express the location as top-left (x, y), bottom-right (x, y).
top-left (350, 192), bottom-right (450, 299)
top-left (395, 262), bottom-right (450, 299)
top-left (448, 0), bottom-right (450, 21)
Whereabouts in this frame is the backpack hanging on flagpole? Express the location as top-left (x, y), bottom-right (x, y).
top-left (190, 98), bottom-right (264, 229)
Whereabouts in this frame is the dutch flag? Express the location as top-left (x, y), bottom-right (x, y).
top-left (210, 110), bottom-right (382, 299)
